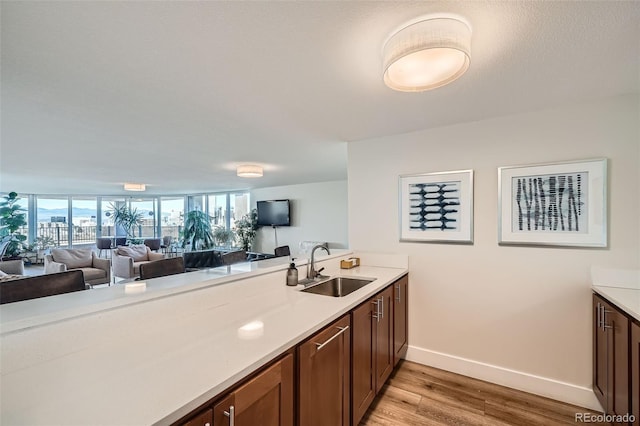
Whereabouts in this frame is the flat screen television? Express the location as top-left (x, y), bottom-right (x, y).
top-left (257, 199), bottom-right (290, 227)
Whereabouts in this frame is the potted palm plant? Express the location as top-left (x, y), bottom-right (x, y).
top-left (182, 210), bottom-right (215, 251)
top-left (0, 192), bottom-right (27, 259)
top-left (108, 203), bottom-right (144, 244)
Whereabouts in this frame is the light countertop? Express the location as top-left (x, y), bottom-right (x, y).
top-left (591, 267), bottom-right (640, 322)
top-left (0, 251), bottom-right (408, 425)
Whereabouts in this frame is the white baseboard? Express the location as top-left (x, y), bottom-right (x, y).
top-left (405, 345), bottom-right (604, 412)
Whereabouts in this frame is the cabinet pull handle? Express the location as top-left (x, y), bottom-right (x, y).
top-left (371, 299), bottom-right (379, 321)
top-left (379, 296), bottom-right (384, 320)
top-left (597, 302), bottom-right (601, 330)
top-left (314, 326), bottom-right (349, 351)
top-left (224, 405), bottom-right (235, 426)
top-left (395, 284), bottom-right (401, 302)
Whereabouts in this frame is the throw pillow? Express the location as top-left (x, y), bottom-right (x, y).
top-left (51, 248), bottom-right (93, 269)
top-left (117, 245), bottom-right (149, 262)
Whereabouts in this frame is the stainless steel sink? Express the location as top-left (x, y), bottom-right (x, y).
top-left (301, 276), bottom-right (375, 297)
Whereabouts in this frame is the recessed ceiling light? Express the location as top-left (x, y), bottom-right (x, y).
top-left (237, 165), bottom-right (263, 178)
top-left (124, 183), bottom-right (146, 191)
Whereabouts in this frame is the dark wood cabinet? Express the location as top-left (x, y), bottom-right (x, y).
top-left (182, 408), bottom-right (213, 426)
top-left (393, 274), bottom-right (408, 366)
top-left (593, 294), bottom-right (629, 417)
top-left (631, 321), bottom-right (640, 425)
top-left (213, 354), bottom-right (294, 426)
top-left (351, 294), bottom-right (376, 425)
top-left (176, 274), bottom-right (409, 426)
top-left (374, 285), bottom-right (394, 393)
top-left (298, 314), bottom-right (350, 426)
top-left (352, 281), bottom-right (397, 425)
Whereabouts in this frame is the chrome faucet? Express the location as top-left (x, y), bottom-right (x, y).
top-left (307, 244), bottom-right (330, 280)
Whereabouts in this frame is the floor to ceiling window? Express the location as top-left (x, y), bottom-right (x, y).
top-left (6, 191), bottom-right (248, 250)
top-left (160, 197), bottom-right (185, 241)
top-left (231, 192), bottom-right (249, 229)
top-left (130, 198), bottom-right (157, 238)
top-left (187, 195), bottom-right (205, 213)
top-left (36, 197), bottom-right (70, 248)
top-left (71, 197), bottom-right (97, 246)
top-left (101, 197), bottom-right (126, 238)
top-left (208, 194), bottom-right (227, 228)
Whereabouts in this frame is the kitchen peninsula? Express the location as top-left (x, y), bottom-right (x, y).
top-left (0, 251), bottom-right (408, 425)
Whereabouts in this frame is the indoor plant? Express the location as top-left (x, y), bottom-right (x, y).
top-left (108, 203), bottom-right (144, 241)
top-left (0, 192), bottom-right (28, 259)
top-left (212, 225), bottom-right (235, 248)
top-left (234, 209), bottom-right (258, 252)
top-left (182, 210), bottom-right (215, 251)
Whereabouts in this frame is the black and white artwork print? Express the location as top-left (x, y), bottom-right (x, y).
top-left (498, 158), bottom-right (606, 247)
top-left (511, 173), bottom-right (588, 234)
top-left (399, 170), bottom-right (473, 243)
top-left (409, 181), bottom-right (461, 232)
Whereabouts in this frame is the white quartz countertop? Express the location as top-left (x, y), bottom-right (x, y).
top-left (591, 267), bottom-right (640, 322)
top-left (0, 251), bottom-right (408, 425)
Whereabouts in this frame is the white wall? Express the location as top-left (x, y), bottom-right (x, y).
top-left (348, 94), bottom-right (640, 409)
top-left (250, 180), bottom-right (348, 255)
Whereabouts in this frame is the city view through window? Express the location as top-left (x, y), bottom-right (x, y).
top-left (4, 192), bottom-right (249, 250)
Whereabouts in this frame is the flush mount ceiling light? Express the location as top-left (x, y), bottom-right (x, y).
top-left (383, 16), bottom-right (471, 92)
top-left (123, 183), bottom-right (146, 191)
top-left (237, 165), bottom-right (263, 178)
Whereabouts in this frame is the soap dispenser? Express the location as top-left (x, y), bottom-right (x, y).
top-left (286, 261), bottom-right (298, 286)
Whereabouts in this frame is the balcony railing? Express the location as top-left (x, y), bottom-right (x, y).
top-left (23, 224), bottom-right (184, 248)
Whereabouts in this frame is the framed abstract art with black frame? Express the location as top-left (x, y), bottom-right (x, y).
top-left (498, 158), bottom-right (607, 247)
top-left (399, 170), bottom-right (474, 244)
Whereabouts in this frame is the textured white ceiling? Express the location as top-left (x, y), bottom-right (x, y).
top-left (1, 1), bottom-right (639, 195)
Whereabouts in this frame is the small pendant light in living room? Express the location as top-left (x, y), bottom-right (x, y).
top-left (383, 15), bottom-right (471, 92)
top-left (237, 165), bottom-right (263, 178)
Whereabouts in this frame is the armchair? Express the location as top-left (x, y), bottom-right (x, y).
top-left (222, 250), bottom-right (247, 266)
top-left (0, 259), bottom-right (25, 275)
top-left (139, 257), bottom-right (185, 280)
top-left (113, 245), bottom-right (164, 280)
top-left (44, 247), bottom-right (111, 287)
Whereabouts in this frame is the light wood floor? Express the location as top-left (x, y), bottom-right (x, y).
top-left (360, 360), bottom-right (607, 426)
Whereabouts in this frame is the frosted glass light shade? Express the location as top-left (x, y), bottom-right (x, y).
top-left (237, 165), bottom-right (263, 178)
top-left (124, 183), bottom-right (146, 191)
top-left (383, 17), bottom-right (471, 92)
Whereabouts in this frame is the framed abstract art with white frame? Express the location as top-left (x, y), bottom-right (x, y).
top-left (498, 158), bottom-right (607, 247)
top-left (399, 170), bottom-right (474, 244)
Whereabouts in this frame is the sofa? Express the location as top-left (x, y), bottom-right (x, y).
top-left (113, 245), bottom-right (164, 280)
top-left (45, 248), bottom-right (111, 286)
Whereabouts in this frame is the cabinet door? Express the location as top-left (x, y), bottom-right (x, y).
top-left (593, 294), bottom-right (630, 416)
top-left (374, 285), bottom-right (394, 393)
top-left (632, 321), bottom-right (640, 425)
top-left (593, 294), bottom-right (608, 409)
top-left (605, 299), bottom-right (630, 417)
top-left (213, 354), bottom-right (294, 426)
top-left (351, 298), bottom-right (376, 426)
top-left (182, 409), bottom-right (213, 426)
top-left (298, 315), bottom-right (350, 426)
top-left (393, 275), bottom-right (408, 366)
